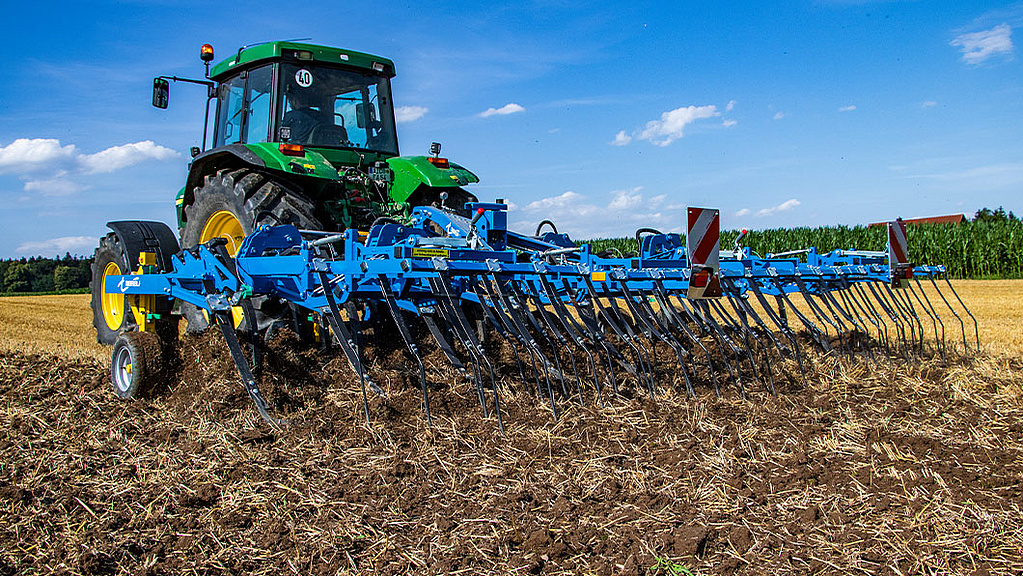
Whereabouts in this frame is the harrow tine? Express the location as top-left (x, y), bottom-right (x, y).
top-left (603, 292), bottom-right (658, 396)
top-left (316, 271), bottom-right (372, 423)
top-left (429, 275), bottom-right (503, 431)
top-left (470, 279), bottom-right (528, 389)
top-left (582, 275), bottom-right (656, 397)
top-left (775, 287), bottom-right (832, 353)
top-left (621, 283), bottom-right (697, 398)
top-left (908, 278), bottom-right (944, 361)
top-left (652, 281), bottom-right (721, 396)
top-left (377, 276), bottom-right (432, 426)
top-left (928, 274), bottom-right (970, 355)
top-left (744, 279), bottom-right (808, 387)
top-left (823, 286), bottom-right (873, 360)
top-left (912, 277), bottom-right (947, 360)
top-left (212, 311), bottom-right (287, 428)
top-left (794, 279), bottom-right (846, 355)
top-left (942, 273), bottom-right (980, 353)
top-left (676, 294), bottom-right (745, 394)
top-left (509, 282), bottom-right (571, 399)
top-left (537, 276), bottom-right (600, 405)
top-left (692, 299), bottom-right (749, 397)
top-left (724, 285), bottom-right (783, 395)
top-left (478, 277), bottom-right (543, 397)
top-left (562, 278), bottom-right (623, 399)
top-left (519, 282), bottom-right (581, 403)
top-left (849, 283), bottom-right (891, 359)
top-left (709, 298), bottom-right (768, 393)
top-left (488, 276), bottom-right (559, 419)
top-left (884, 282), bottom-right (921, 354)
top-left (867, 281), bottom-right (910, 359)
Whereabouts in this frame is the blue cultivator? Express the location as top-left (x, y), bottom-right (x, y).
top-left (103, 204), bottom-right (978, 428)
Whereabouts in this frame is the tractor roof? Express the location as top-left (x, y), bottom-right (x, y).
top-left (209, 41), bottom-right (396, 80)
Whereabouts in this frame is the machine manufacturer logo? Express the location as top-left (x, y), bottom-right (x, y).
top-left (117, 276), bottom-right (142, 293)
top-left (686, 207), bottom-right (722, 299)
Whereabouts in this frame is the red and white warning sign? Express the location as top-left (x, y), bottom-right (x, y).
top-left (686, 207), bottom-right (722, 299)
top-left (887, 219), bottom-right (913, 288)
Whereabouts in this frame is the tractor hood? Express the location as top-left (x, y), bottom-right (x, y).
top-left (386, 156), bottom-right (480, 204)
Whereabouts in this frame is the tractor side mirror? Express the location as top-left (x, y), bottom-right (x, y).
top-left (356, 103), bottom-right (365, 129)
top-left (152, 78), bottom-right (169, 109)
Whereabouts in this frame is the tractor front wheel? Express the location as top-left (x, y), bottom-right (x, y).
top-left (90, 233), bottom-right (136, 345)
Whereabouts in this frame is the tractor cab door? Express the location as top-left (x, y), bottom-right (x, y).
top-left (213, 64), bottom-right (274, 146)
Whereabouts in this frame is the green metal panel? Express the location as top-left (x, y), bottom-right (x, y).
top-left (243, 143), bottom-right (340, 180)
top-left (210, 42), bottom-right (395, 81)
top-left (175, 187), bottom-right (185, 228)
top-left (386, 157), bottom-right (480, 203)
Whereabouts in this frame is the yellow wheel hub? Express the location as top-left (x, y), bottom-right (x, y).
top-left (199, 209), bottom-right (246, 329)
top-left (199, 210), bottom-right (246, 256)
top-left (101, 261), bottom-right (125, 331)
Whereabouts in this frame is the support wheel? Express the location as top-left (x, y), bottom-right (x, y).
top-left (179, 169), bottom-right (322, 333)
top-left (110, 331), bottom-right (162, 400)
top-left (90, 233), bottom-right (136, 345)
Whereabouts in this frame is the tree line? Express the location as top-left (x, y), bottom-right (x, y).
top-left (0, 254), bottom-right (93, 294)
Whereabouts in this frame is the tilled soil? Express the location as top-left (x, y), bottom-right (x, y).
top-left (1, 329), bottom-right (1022, 576)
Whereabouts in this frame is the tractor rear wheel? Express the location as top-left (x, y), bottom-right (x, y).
top-left (179, 169), bottom-right (322, 333)
top-left (90, 233), bottom-right (136, 345)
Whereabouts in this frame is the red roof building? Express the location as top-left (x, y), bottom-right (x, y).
top-left (868, 214), bottom-right (966, 228)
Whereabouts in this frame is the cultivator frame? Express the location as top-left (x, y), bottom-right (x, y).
top-left (104, 203), bottom-right (979, 428)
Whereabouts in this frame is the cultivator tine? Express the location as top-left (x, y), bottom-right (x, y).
top-left (928, 275), bottom-right (970, 355)
top-left (422, 312), bottom-right (466, 373)
top-left (476, 277), bottom-right (543, 397)
top-left (621, 282), bottom-right (697, 398)
top-left (428, 275), bottom-right (503, 431)
top-left (583, 275), bottom-right (656, 397)
top-left (317, 271), bottom-right (373, 423)
top-left (508, 282), bottom-right (571, 399)
top-left (213, 311), bottom-right (287, 428)
top-left (943, 273), bottom-right (980, 353)
top-left (849, 283), bottom-right (889, 357)
top-left (742, 279), bottom-right (808, 387)
top-left (537, 276), bottom-right (602, 406)
top-left (652, 281), bottom-right (721, 396)
top-left (907, 279), bottom-right (944, 361)
top-left (377, 276), bottom-right (432, 425)
top-left (561, 279), bottom-right (623, 398)
top-left (486, 275), bottom-right (559, 419)
top-left (469, 280), bottom-right (528, 390)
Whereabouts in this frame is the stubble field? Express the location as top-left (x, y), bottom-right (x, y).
top-left (0, 280), bottom-right (1021, 575)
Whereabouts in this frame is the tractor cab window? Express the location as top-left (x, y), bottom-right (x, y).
top-left (214, 65), bottom-right (273, 146)
top-left (280, 64), bottom-right (398, 155)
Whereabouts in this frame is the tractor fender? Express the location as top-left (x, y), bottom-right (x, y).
top-left (387, 156), bottom-right (479, 204)
top-left (182, 144), bottom-right (267, 214)
top-left (106, 220), bottom-right (181, 274)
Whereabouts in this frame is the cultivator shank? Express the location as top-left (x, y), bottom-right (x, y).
top-left (106, 204), bottom-right (978, 426)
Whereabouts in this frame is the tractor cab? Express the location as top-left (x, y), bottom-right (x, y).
top-left (209, 44), bottom-right (399, 157)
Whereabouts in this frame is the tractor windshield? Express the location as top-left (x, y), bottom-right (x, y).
top-left (279, 63), bottom-right (398, 155)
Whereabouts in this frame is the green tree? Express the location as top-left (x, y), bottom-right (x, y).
top-left (3, 262), bottom-right (31, 293)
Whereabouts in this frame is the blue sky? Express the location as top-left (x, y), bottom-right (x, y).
top-left (1, 0), bottom-right (1021, 258)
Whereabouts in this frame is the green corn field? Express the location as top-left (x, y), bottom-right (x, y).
top-left (585, 220), bottom-right (1023, 279)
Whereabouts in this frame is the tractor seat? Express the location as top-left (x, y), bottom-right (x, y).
top-left (309, 124), bottom-right (349, 147)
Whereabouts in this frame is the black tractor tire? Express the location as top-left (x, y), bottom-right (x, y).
top-left (90, 233), bottom-right (137, 345)
top-left (179, 168), bottom-right (322, 333)
top-left (110, 331), bottom-right (162, 400)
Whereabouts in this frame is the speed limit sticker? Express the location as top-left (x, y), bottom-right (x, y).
top-left (295, 69), bottom-right (313, 87)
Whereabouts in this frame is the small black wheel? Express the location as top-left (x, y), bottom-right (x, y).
top-left (110, 331), bottom-right (162, 400)
top-left (90, 233), bottom-right (136, 345)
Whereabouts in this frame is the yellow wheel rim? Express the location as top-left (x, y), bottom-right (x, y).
top-left (199, 210), bottom-right (245, 257)
top-left (101, 261), bottom-right (125, 331)
top-left (198, 210), bottom-right (246, 329)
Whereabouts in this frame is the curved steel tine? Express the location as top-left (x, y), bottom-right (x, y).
top-left (695, 300), bottom-right (750, 398)
top-left (469, 278), bottom-right (527, 390)
top-left (653, 281), bottom-right (722, 396)
top-left (317, 272), bottom-right (371, 423)
top-left (912, 276), bottom-right (946, 360)
top-left (429, 275), bottom-right (504, 431)
top-left (943, 273), bottom-right (979, 353)
top-left (928, 274), bottom-right (969, 355)
top-left (488, 276), bottom-right (559, 419)
top-left (745, 278), bottom-right (807, 387)
top-left (868, 281), bottom-right (910, 359)
top-left (538, 276), bottom-right (599, 405)
top-left (508, 282), bottom-right (571, 399)
top-left (378, 275), bottom-right (432, 425)
top-left (895, 282), bottom-right (927, 352)
top-left (676, 294), bottom-right (745, 394)
top-left (479, 276), bottom-right (543, 397)
top-left (561, 278), bottom-right (620, 399)
top-left (795, 278), bottom-right (846, 355)
top-left (522, 281), bottom-right (584, 405)
top-left (582, 275), bottom-right (655, 396)
top-left (848, 283), bottom-right (891, 360)
top-left (824, 286), bottom-right (873, 361)
top-left (885, 282), bottom-right (922, 354)
top-left (908, 278), bottom-right (943, 360)
top-left (622, 283), bottom-right (696, 398)
top-left (776, 286), bottom-right (832, 353)
top-left (722, 287), bottom-right (776, 395)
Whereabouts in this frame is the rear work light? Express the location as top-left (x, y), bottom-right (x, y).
top-left (427, 157), bottom-right (450, 169)
top-left (691, 268), bottom-right (712, 288)
top-left (279, 143), bottom-right (305, 157)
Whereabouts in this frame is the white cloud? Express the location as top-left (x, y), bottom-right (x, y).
top-left (395, 105), bottom-right (428, 123)
top-left (726, 100), bottom-right (736, 112)
top-left (16, 236), bottom-right (97, 257)
top-left (735, 208), bottom-right (750, 217)
top-left (756, 198), bottom-right (801, 217)
top-left (722, 119), bottom-right (738, 128)
top-left (635, 105), bottom-right (719, 146)
top-left (773, 111), bottom-right (787, 120)
top-left (838, 105), bottom-right (857, 112)
top-left (479, 103), bottom-right (525, 117)
top-left (610, 130), bottom-right (632, 146)
top-left (77, 141), bottom-right (178, 174)
top-left (0, 138), bottom-right (76, 174)
top-left (922, 100), bottom-right (938, 107)
top-left (951, 23), bottom-right (1014, 65)
top-left (23, 171), bottom-right (86, 196)
top-left (514, 187), bottom-right (683, 240)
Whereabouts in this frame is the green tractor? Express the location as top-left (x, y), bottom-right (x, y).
top-left (91, 41), bottom-right (481, 344)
